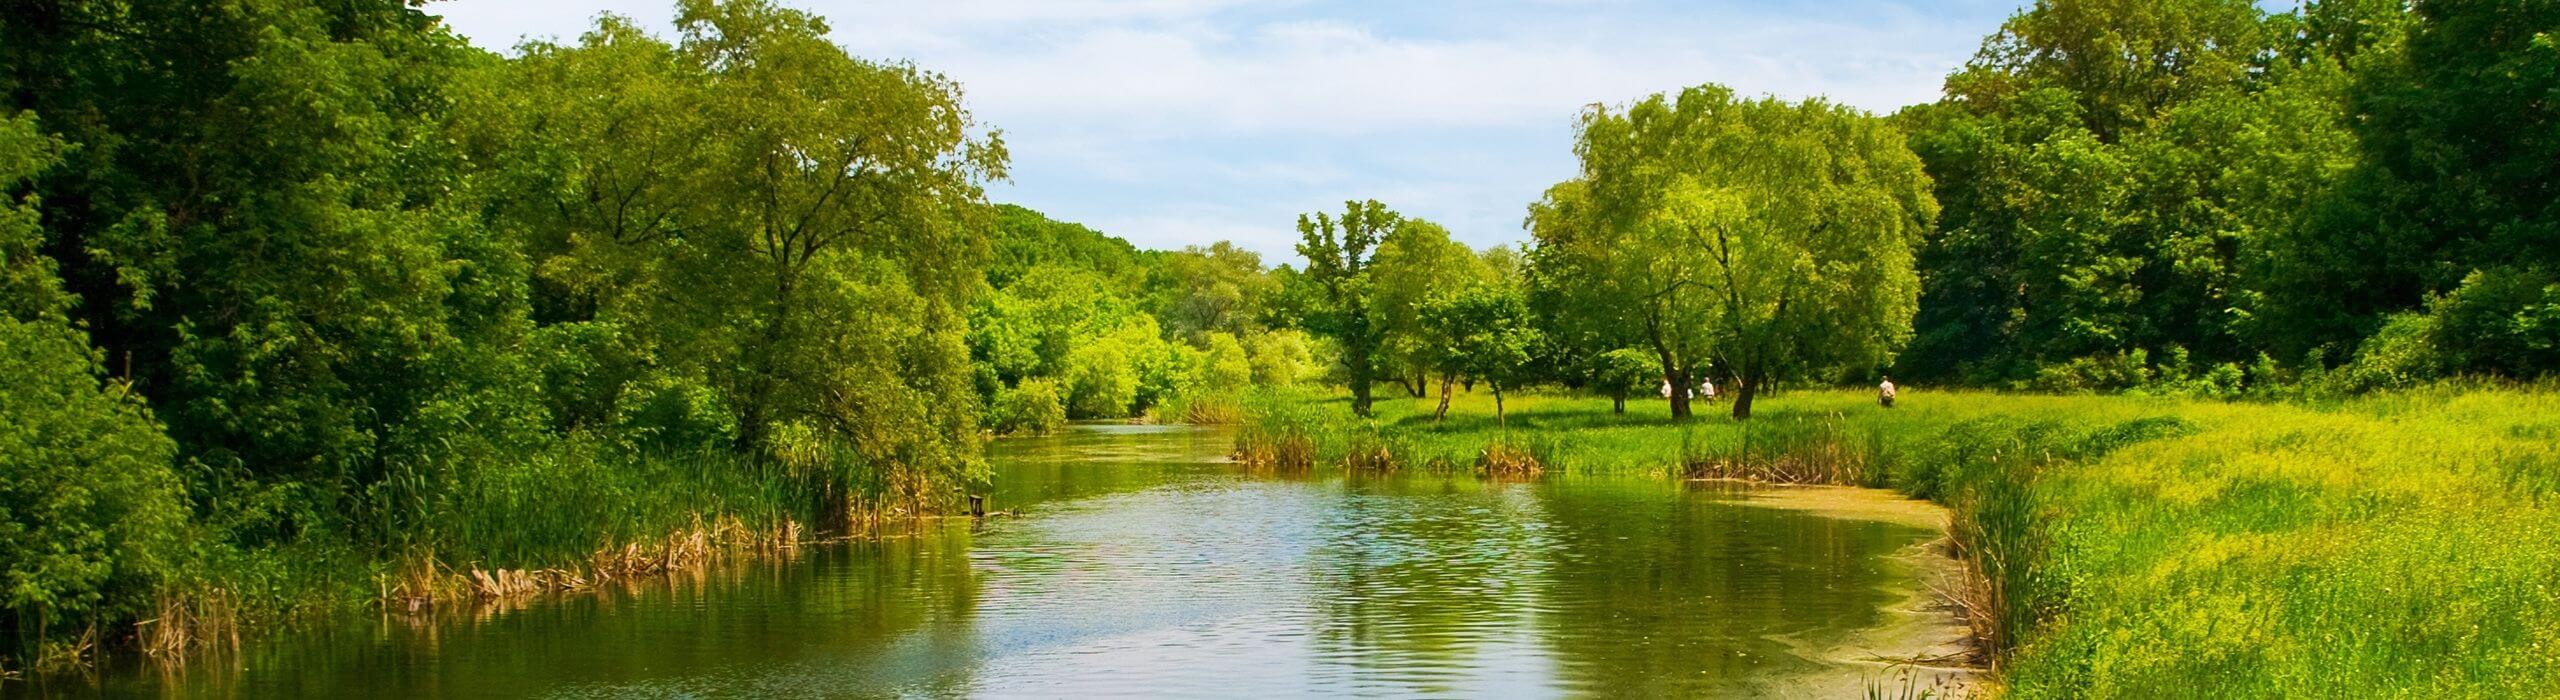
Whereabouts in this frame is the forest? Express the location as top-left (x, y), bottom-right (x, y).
top-left (0, 0), bottom-right (2554, 684)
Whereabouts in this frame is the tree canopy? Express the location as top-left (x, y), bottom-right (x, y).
top-left (1531, 85), bottom-right (1935, 418)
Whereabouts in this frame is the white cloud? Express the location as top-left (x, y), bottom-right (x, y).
top-left (431, 0), bottom-right (2007, 266)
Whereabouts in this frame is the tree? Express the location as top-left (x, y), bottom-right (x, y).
top-left (0, 112), bottom-right (188, 653)
top-left (1897, 0), bottom-right (2399, 383)
top-left (1367, 219), bottom-right (1491, 398)
top-left (1532, 85), bottom-right (1935, 419)
top-left (5, 0), bottom-right (543, 546)
top-left (1147, 241), bottom-right (1275, 343)
top-left (2256, 0), bottom-right (2560, 376)
top-left (1588, 348), bottom-right (1662, 415)
top-left (1418, 283), bottom-right (1546, 425)
top-left (1294, 200), bottom-right (1400, 418)
top-left (486, 0), bottom-right (1007, 515)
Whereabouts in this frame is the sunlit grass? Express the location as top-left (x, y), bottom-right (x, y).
top-left (1239, 384), bottom-right (2560, 697)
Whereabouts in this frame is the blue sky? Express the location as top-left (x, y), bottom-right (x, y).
top-left (430, 0), bottom-right (2031, 265)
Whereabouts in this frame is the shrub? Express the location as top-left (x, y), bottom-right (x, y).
top-left (2428, 267), bottom-right (2560, 378)
top-left (1245, 329), bottom-right (1319, 386)
top-left (1199, 332), bottom-right (1254, 392)
top-left (2025, 350), bottom-right (2154, 393)
top-left (0, 318), bottom-right (191, 659)
top-left (1064, 344), bottom-right (1137, 419)
top-left (2333, 312), bottom-right (2443, 392)
top-left (989, 378), bottom-right (1068, 435)
top-left (1588, 348), bottom-right (1662, 413)
top-left (613, 372), bottom-right (736, 452)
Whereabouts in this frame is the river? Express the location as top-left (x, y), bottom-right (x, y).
top-left (53, 424), bottom-right (1969, 698)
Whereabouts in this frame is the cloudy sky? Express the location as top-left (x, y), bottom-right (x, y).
top-left (429, 0), bottom-right (2028, 264)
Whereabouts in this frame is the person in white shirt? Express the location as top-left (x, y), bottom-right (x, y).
top-left (1879, 376), bottom-right (1898, 408)
top-left (1699, 378), bottom-right (1717, 404)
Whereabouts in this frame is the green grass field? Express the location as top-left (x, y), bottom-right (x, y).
top-left (1236, 385), bottom-right (2560, 697)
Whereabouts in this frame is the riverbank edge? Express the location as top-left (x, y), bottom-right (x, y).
top-left (1224, 386), bottom-right (2560, 695)
top-left (101, 502), bottom-right (1014, 674)
top-left (1229, 406), bottom-right (2009, 674)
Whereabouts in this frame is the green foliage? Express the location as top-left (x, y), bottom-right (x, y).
top-left (0, 111), bottom-right (189, 659)
top-left (1369, 219), bottom-right (1492, 393)
top-left (1534, 85), bottom-right (1934, 418)
top-left (1245, 328), bottom-right (1321, 387)
top-left (1294, 200), bottom-right (1402, 417)
top-left (988, 205), bottom-right (1148, 290)
top-left (1065, 341), bottom-right (1140, 420)
top-left (1417, 283), bottom-right (1546, 420)
top-left (1198, 332), bottom-right (1255, 392)
top-left (1904, 0), bottom-right (2560, 383)
top-left (1586, 348), bottom-right (1662, 411)
top-left (1147, 242), bottom-right (1276, 342)
top-left (485, 0), bottom-right (1006, 510)
top-left (988, 378), bottom-right (1068, 436)
top-left (2426, 267), bottom-right (2560, 378)
top-left (612, 372), bottom-right (737, 453)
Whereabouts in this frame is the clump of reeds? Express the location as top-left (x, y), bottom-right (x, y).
top-left (137, 587), bottom-right (239, 662)
top-left (1233, 426), bottom-right (1316, 470)
top-left (1676, 414), bottom-right (1875, 485)
top-left (1474, 441), bottom-right (1545, 479)
top-left (1164, 393), bottom-right (1245, 425)
top-left (1340, 432), bottom-right (1398, 472)
top-left (380, 515), bottom-right (805, 609)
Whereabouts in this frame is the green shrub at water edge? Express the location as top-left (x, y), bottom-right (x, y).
top-left (990, 378), bottom-right (1069, 435)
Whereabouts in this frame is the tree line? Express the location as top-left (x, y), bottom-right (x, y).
top-left (1283, 0), bottom-right (2559, 421)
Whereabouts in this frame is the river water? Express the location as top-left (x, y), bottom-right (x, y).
top-left (55, 424), bottom-right (1962, 698)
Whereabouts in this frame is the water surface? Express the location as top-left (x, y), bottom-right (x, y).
top-left (51, 424), bottom-right (1952, 697)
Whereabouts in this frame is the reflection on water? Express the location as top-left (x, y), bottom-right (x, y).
top-left (46, 425), bottom-right (1942, 698)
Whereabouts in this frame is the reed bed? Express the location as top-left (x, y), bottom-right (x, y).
top-left (1237, 384), bottom-right (2560, 697)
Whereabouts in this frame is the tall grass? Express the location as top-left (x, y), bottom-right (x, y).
top-left (1237, 384), bottom-right (2560, 697)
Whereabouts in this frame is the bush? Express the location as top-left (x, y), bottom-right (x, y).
top-left (613, 372), bottom-right (737, 452)
top-left (1064, 344), bottom-right (1137, 419)
top-left (527, 321), bottom-right (646, 432)
top-left (2024, 350), bottom-right (2155, 393)
top-left (1588, 348), bottom-right (1662, 411)
top-left (989, 378), bottom-right (1068, 435)
top-left (1245, 329), bottom-right (1319, 386)
top-left (2428, 267), bottom-right (2560, 378)
top-left (2332, 312), bottom-right (2444, 392)
top-left (1199, 332), bottom-right (1254, 392)
top-left (0, 318), bottom-right (191, 658)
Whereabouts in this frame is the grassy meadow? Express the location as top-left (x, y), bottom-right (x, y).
top-left (1236, 386), bottom-right (2560, 697)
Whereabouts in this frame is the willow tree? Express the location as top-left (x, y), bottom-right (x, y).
top-left (1529, 85), bottom-right (1935, 419)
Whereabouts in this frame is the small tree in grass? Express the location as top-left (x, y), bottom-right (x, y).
top-left (1420, 284), bottom-right (1546, 426)
top-left (1589, 348), bottom-right (1662, 414)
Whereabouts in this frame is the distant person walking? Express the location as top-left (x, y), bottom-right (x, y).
top-left (1699, 378), bottom-right (1718, 404)
top-left (1659, 379), bottom-right (1673, 399)
top-left (1879, 376), bottom-right (1897, 408)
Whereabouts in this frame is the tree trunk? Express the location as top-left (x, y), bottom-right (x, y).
top-left (1347, 340), bottom-right (1375, 418)
top-left (1434, 372), bottom-right (1455, 421)
top-left (1493, 385), bottom-right (1506, 427)
top-left (1409, 372), bottom-right (1428, 398)
top-left (1666, 367), bottom-right (1692, 420)
top-left (1612, 393), bottom-right (1626, 414)
top-left (1731, 374), bottom-right (1757, 420)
